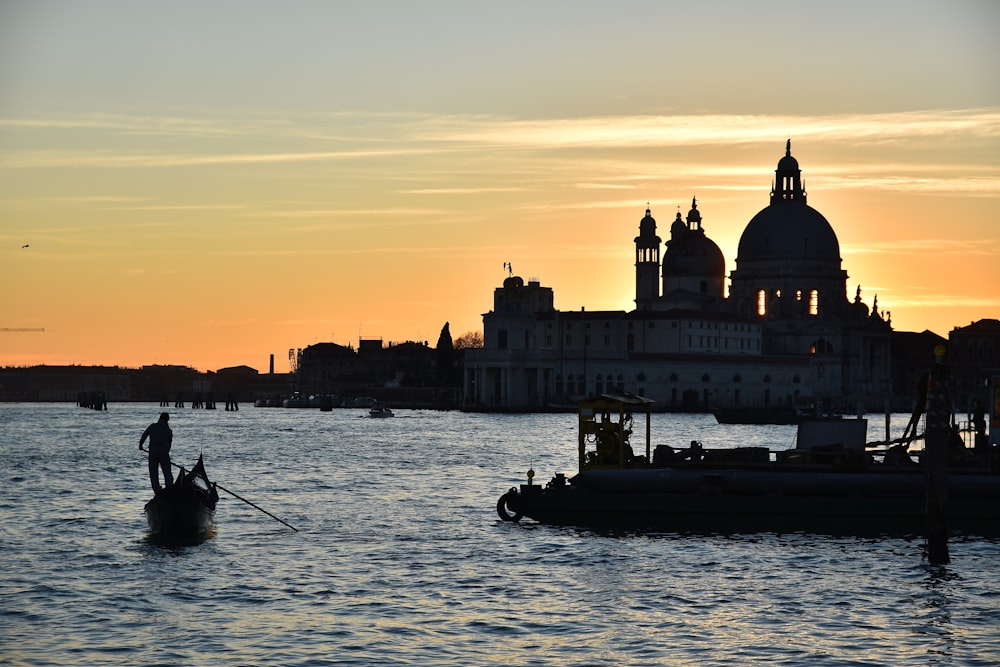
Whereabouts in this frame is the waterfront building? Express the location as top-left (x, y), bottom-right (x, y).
top-left (463, 142), bottom-right (893, 411)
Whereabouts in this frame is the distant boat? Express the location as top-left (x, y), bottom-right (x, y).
top-left (368, 406), bottom-right (393, 418)
top-left (712, 405), bottom-right (817, 425)
top-left (144, 455), bottom-right (219, 541)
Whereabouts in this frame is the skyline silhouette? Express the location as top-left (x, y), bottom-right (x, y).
top-left (2, 2), bottom-right (997, 372)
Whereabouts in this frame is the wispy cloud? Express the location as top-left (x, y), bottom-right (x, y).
top-left (842, 239), bottom-right (998, 256)
top-left (3, 108), bottom-right (998, 171)
top-left (416, 109), bottom-right (1000, 149)
top-left (0, 148), bottom-right (446, 169)
top-left (398, 187), bottom-right (528, 195)
top-left (878, 295), bottom-right (1000, 309)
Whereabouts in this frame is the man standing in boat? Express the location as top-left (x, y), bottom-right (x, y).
top-left (140, 412), bottom-right (173, 493)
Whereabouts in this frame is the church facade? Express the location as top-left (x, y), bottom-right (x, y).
top-left (463, 143), bottom-right (893, 411)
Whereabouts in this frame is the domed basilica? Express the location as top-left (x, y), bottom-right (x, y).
top-left (463, 142), bottom-right (893, 411)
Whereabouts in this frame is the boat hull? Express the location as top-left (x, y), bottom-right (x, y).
top-left (500, 469), bottom-right (1000, 535)
top-left (145, 493), bottom-right (215, 539)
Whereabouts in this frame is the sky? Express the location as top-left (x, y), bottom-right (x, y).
top-left (1, 0), bottom-right (998, 373)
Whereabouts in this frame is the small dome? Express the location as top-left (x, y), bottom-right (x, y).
top-left (777, 139), bottom-right (799, 172)
top-left (639, 208), bottom-right (656, 235)
top-left (686, 197), bottom-right (702, 226)
top-left (777, 154), bottom-right (799, 171)
top-left (669, 212), bottom-right (686, 239)
top-left (503, 276), bottom-right (524, 289)
top-left (663, 228), bottom-right (725, 277)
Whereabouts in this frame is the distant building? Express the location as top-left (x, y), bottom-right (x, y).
top-left (949, 318), bottom-right (1000, 410)
top-left (293, 338), bottom-right (459, 406)
top-left (890, 330), bottom-right (947, 409)
top-left (464, 142), bottom-right (894, 411)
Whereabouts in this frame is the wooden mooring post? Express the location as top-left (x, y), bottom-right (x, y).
top-left (924, 345), bottom-right (951, 565)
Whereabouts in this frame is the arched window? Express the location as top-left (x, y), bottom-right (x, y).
top-left (757, 289), bottom-right (767, 316)
top-left (669, 373), bottom-right (678, 382)
top-left (637, 372), bottom-right (646, 382)
top-left (809, 339), bottom-right (834, 354)
top-left (792, 375), bottom-right (801, 384)
top-left (809, 289), bottom-right (819, 316)
top-left (702, 373), bottom-right (711, 382)
top-left (763, 374), bottom-right (771, 383)
top-left (733, 374), bottom-right (742, 383)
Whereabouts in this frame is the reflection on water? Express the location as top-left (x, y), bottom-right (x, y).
top-left (2, 403), bottom-right (999, 666)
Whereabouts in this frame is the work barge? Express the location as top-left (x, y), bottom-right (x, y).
top-left (496, 393), bottom-right (1000, 534)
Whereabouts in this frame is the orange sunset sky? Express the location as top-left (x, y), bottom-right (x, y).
top-left (2, 1), bottom-right (998, 373)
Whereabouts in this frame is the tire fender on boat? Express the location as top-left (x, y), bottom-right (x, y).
top-left (496, 487), bottom-right (523, 522)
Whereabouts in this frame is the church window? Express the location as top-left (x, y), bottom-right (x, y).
top-left (670, 373), bottom-right (678, 382)
top-left (700, 280), bottom-right (708, 293)
top-left (763, 374), bottom-right (771, 383)
top-left (809, 290), bottom-right (819, 316)
top-left (775, 289), bottom-right (782, 298)
top-left (627, 333), bottom-right (635, 351)
top-left (702, 373), bottom-right (710, 382)
top-left (796, 290), bottom-right (802, 301)
top-left (498, 330), bottom-right (508, 349)
top-left (603, 335), bottom-right (610, 346)
top-left (637, 372), bottom-right (646, 382)
top-left (596, 375), bottom-right (604, 394)
top-left (757, 289), bottom-right (767, 316)
top-left (810, 339), bottom-right (833, 354)
top-left (733, 374), bottom-right (742, 382)
top-left (792, 375), bottom-right (801, 384)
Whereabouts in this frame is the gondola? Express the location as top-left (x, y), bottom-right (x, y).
top-left (144, 454), bottom-right (219, 541)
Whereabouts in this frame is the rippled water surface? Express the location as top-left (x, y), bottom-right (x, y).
top-left (2, 403), bottom-right (999, 666)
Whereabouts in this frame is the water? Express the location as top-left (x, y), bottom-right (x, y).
top-left (2, 403), bottom-right (999, 666)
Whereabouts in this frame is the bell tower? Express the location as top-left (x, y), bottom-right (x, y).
top-left (634, 207), bottom-right (661, 310)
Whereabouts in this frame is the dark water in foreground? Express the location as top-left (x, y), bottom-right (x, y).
top-left (2, 403), bottom-right (999, 666)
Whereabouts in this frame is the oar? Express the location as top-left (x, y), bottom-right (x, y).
top-left (212, 479), bottom-right (299, 532)
top-left (141, 446), bottom-right (299, 532)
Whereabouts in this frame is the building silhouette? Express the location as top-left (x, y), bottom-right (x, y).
top-left (463, 142), bottom-right (893, 411)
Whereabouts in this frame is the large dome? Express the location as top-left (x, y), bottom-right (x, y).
top-left (736, 141), bottom-right (841, 263)
top-left (737, 203), bottom-right (840, 262)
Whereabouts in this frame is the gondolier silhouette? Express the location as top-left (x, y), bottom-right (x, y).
top-left (140, 412), bottom-right (174, 493)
